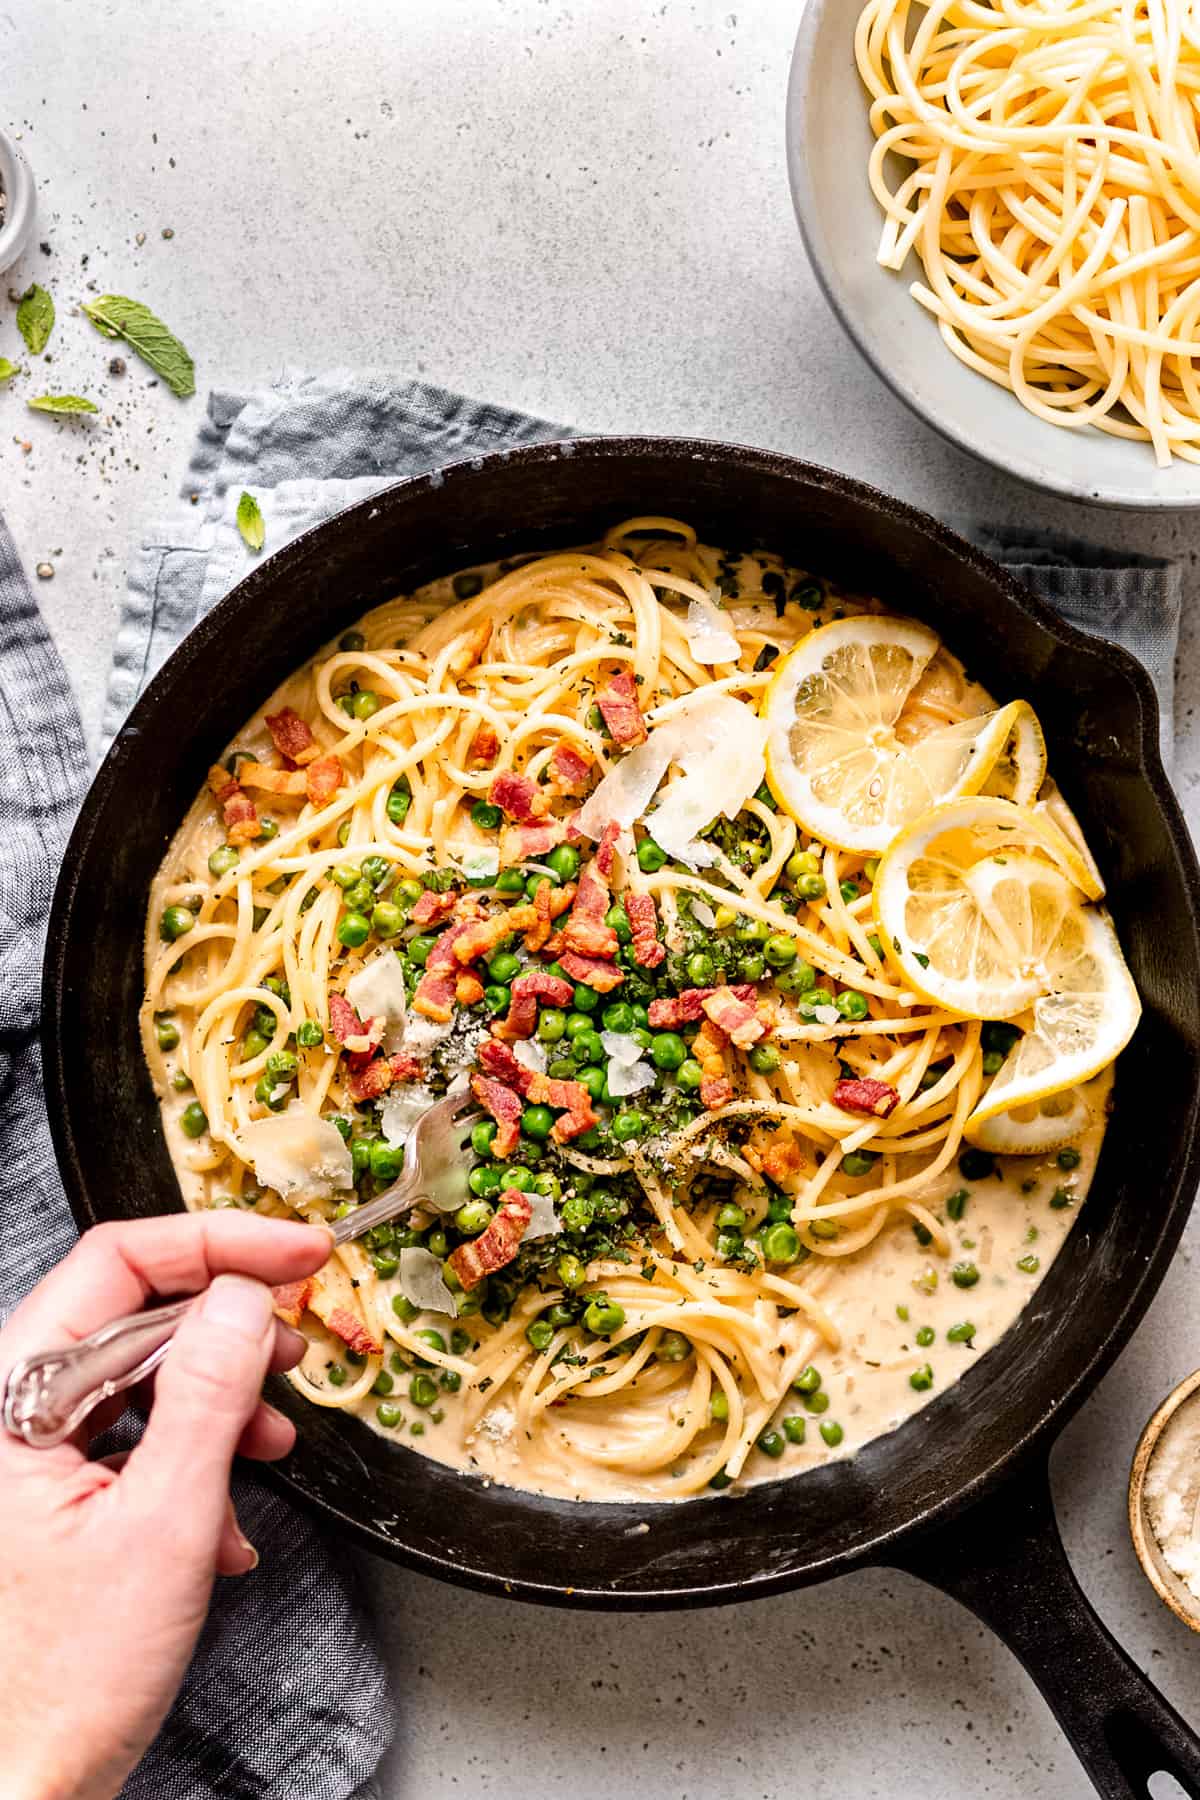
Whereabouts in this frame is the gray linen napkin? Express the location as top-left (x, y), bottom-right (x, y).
top-left (0, 371), bottom-right (1183, 1800)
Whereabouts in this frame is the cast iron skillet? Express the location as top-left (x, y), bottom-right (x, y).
top-left (42, 439), bottom-right (1200, 1796)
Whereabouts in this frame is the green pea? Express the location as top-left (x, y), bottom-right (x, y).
top-left (347, 690), bottom-right (379, 722)
top-left (546, 1056), bottom-right (576, 1079)
top-left (656, 1330), bottom-right (691, 1362)
top-left (909, 1364), bottom-right (934, 1392)
top-left (604, 902), bottom-right (632, 944)
top-left (471, 800), bottom-right (503, 830)
top-left (500, 1166), bottom-right (532, 1191)
top-left (407, 934), bottom-right (438, 966)
top-left (782, 1415), bottom-right (807, 1445)
top-left (793, 1364), bottom-right (822, 1394)
top-left (208, 844), bottom-right (240, 879)
top-left (160, 904), bottom-right (195, 942)
top-left (495, 868), bottom-right (526, 895)
top-left (333, 864), bottom-right (364, 891)
top-left (637, 838), bottom-right (667, 873)
top-left (583, 1298), bottom-right (625, 1336)
top-left (468, 1165), bottom-right (503, 1197)
top-left (410, 1373), bottom-right (439, 1408)
top-left (951, 1261), bottom-right (980, 1288)
top-left (945, 1188), bottom-right (969, 1222)
top-left (537, 1009), bottom-right (568, 1045)
top-left (155, 1016), bottom-right (180, 1052)
top-left (819, 1420), bottom-right (845, 1447)
top-left (915, 1324), bottom-right (935, 1347)
top-left (708, 1469), bottom-right (734, 1491)
top-left (1057, 1146), bottom-right (1081, 1171)
top-left (785, 849), bottom-right (821, 883)
top-left (1050, 1186), bottom-right (1073, 1210)
top-left (557, 1252), bottom-right (586, 1288)
top-left (748, 1043), bottom-right (781, 1075)
top-left (368, 1140), bottom-right (403, 1183)
top-left (295, 1019), bottom-right (323, 1049)
top-left (764, 933), bottom-right (797, 969)
top-left (257, 817), bottom-right (278, 842)
top-left (547, 843), bottom-right (580, 882)
top-left (981, 1020), bottom-right (1021, 1057)
top-left (739, 954), bottom-right (765, 982)
top-left (364, 902), bottom-right (400, 942)
top-left (795, 874), bottom-right (827, 901)
top-left (571, 1030), bottom-right (605, 1067)
top-left (867, 934), bottom-right (883, 959)
top-left (426, 1229), bottom-right (448, 1259)
top-left (839, 880), bottom-right (860, 904)
top-left (1017, 1253), bottom-right (1040, 1274)
top-left (370, 1250), bottom-right (398, 1279)
top-left (171, 1069), bottom-right (193, 1092)
top-left (947, 1321), bottom-right (976, 1343)
top-left (484, 950), bottom-right (520, 984)
top-left (714, 1204), bottom-right (745, 1233)
top-left (395, 877), bottom-right (423, 907)
top-left (526, 873), bottom-right (552, 902)
top-left (471, 1120), bottom-right (497, 1157)
top-left (339, 629), bottom-right (366, 652)
top-left (685, 950), bottom-right (715, 985)
top-left (982, 1050), bottom-right (1004, 1076)
top-left (650, 1031), bottom-right (686, 1071)
top-left (836, 990), bottom-right (869, 1022)
top-left (611, 1110), bottom-right (645, 1142)
top-left (415, 1328), bottom-right (447, 1357)
top-left (531, 1171), bottom-right (561, 1200)
top-left (522, 1104), bottom-right (555, 1141)
top-left (386, 786), bottom-right (411, 826)
top-left (546, 1302), bottom-right (576, 1329)
top-left (761, 1222), bottom-right (799, 1264)
top-left (805, 1390), bottom-right (830, 1415)
top-left (392, 1294), bottom-right (419, 1322)
top-left (180, 1101), bottom-right (208, 1139)
top-left (710, 1391), bottom-right (730, 1422)
top-left (775, 960), bottom-right (817, 996)
top-left (344, 879), bottom-right (375, 913)
top-left (526, 1318), bottom-right (554, 1351)
top-left (757, 1428), bottom-right (786, 1459)
top-left (765, 1192), bottom-right (792, 1222)
top-left (483, 985), bottom-right (511, 1016)
top-left (716, 1230), bottom-right (743, 1261)
top-left (676, 1058), bottom-right (703, 1091)
top-left (601, 1000), bottom-right (634, 1034)
top-left (337, 911), bottom-right (370, 949)
top-left (572, 983), bottom-right (600, 1013)
top-left (327, 1363), bottom-right (348, 1387)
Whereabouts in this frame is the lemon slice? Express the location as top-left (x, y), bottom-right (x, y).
top-left (761, 617), bottom-right (1041, 853)
top-left (874, 797), bottom-right (1131, 1016)
top-left (964, 1083), bottom-right (1093, 1155)
top-left (978, 699), bottom-right (1047, 807)
top-left (1032, 778), bottom-right (1106, 900)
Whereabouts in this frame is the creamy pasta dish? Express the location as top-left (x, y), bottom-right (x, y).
top-left (142, 518), bottom-right (1139, 1501)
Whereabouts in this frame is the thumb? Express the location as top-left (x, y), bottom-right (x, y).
top-left (122, 1275), bottom-right (276, 1559)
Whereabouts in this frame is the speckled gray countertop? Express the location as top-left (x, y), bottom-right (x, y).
top-left (7, 4), bottom-right (1200, 1795)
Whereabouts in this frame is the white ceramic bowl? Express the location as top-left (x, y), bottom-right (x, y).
top-left (0, 128), bottom-right (36, 275)
top-left (786, 4), bottom-right (1200, 509)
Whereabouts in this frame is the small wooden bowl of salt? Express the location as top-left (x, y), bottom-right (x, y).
top-left (1130, 1369), bottom-right (1200, 1632)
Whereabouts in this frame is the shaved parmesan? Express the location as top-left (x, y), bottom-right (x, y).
top-left (690, 899), bottom-right (716, 929)
top-left (606, 1058), bottom-right (657, 1098)
top-left (397, 1247), bottom-right (458, 1317)
top-left (401, 1013), bottom-right (455, 1061)
top-left (577, 734), bottom-right (674, 841)
top-left (345, 952), bottom-right (408, 1053)
top-left (379, 1086), bottom-right (434, 1147)
top-left (240, 1103), bottom-right (353, 1201)
top-left (455, 844), bottom-right (500, 881)
top-left (601, 1030), bottom-right (643, 1068)
top-left (524, 1190), bottom-right (562, 1241)
top-left (513, 1037), bottom-right (548, 1075)
top-left (684, 594), bottom-right (740, 664)
top-left (812, 1004), bottom-right (842, 1026)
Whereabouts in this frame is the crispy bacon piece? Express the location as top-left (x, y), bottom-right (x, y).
top-left (469, 722), bottom-right (500, 766)
top-left (209, 766), bottom-right (262, 846)
top-left (564, 865), bottom-right (618, 958)
top-left (540, 1078), bottom-right (599, 1143)
top-left (306, 755), bottom-right (343, 808)
top-left (624, 892), bottom-right (665, 968)
top-left (326, 1307), bottom-right (383, 1358)
top-left (390, 1053), bottom-right (423, 1083)
top-left (455, 973), bottom-right (485, 1006)
top-left (478, 1039), bottom-right (527, 1085)
top-left (493, 971), bottom-right (575, 1042)
top-left (411, 888), bottom-right (460, 927)
top-left (471, 1073), bottom-right (524, 1157)
top-left (272, 1277), bottom-right (314, 1329)
top-left (559, 949), bottom-right (624, 992)
top-left (694, 1018), bottom-right (733, 1110)
top-left (451, 908), bottom-right (530, 966)
top-left (447, 1189), bottom-right (533, 1290)
top-left (522, 881), bottom-right (573, 954)
top-left (447, 619), bottom-right (492, 677)
top-left (489, 771), bottom-right (548, 823)
top-left (701, 985), bottom-right (769, 1049)
top-left (833, 1076), bottom-right (900, 1118)
top-left (761, 1133), bottom-right (803, 1187)
top-left (500, 819), bottom-right (567, 864)
top-left (647, 983), bottom-right (756, 1028)
top-left (549, 742), bottom-right (593, 795)
top-left (412, 969), bottom-right (456, 1023)
top-left (348, 1055), bottom-right (396, 1102)
top-left (265, 706), bottom-right (320, 767)
top-left (596, 671), bottom-right (647, 746)
top-left (236, 761), bottom-right (309, 797)
top-left (327, 991), bottom-right (384, 1059)
top-left (594, 820), bottom-right (621, 879)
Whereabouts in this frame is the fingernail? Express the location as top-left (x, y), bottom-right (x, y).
top-left (238, 1535), bottom-right (260, 1573)
top-left (202, 1275), bottom-right (273, 1340)
top-left (279, 1324), bottom-right (308, 1364)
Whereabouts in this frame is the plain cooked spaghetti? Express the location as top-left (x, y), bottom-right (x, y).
top-left (856, 0), bottom-right (1200, 465)
top-left (141, 519), bottom-right (1109, 1501)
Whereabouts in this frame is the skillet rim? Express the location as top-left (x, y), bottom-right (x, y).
top-left (40, 435), bottom-right (1200, 1606)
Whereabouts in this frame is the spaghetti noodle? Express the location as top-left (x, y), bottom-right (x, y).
top-left (142, 520), bottom-right (1111, 1501)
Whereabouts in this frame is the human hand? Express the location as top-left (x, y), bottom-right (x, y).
top-left (0, 1212), bottom-right (332, 1800)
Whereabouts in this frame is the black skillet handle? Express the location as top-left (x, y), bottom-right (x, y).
top-left (889, 1455), bottom-right (1200, 1799)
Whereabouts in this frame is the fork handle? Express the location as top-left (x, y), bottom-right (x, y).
top-left (2, 1297), bottom-right (194, 1449)
top-left (2, 1165), bottom-right (426, 1450)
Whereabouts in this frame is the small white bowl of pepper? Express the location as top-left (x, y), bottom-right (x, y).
top-left (0, 128), bottom-right (36, 274)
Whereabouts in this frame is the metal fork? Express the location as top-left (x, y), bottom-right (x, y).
top-left (2, 1090), bottom-right (481, 1450)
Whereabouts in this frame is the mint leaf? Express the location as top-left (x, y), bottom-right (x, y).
top-left (236, 491), bottom-right (265, 553)
top-left (0, 358), bottom-right (18, 385)
top-left (81, 294), bottom-right (195, 397)
top-left (27, 393), bottom-right (99, 414)
top-left (16, 285), bottom-right (54, 355)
